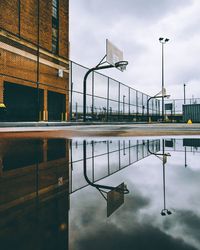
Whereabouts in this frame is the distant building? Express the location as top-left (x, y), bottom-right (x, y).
top-left (183, 104), bottom-right (200, 123)
top-left (0, 0), bottom-right (69, 121)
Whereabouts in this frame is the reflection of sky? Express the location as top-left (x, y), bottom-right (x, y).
top-left (69, 137), bottom-right (200, 250)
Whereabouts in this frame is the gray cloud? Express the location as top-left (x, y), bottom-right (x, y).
top-left (176, 210), bottom-right (200, 244)
top-left (75, 223), bottom-right (197, 250)
top-left (73, 0), bottom-right (193, 22)
top-left (70, 0), bottom-right (200, 98)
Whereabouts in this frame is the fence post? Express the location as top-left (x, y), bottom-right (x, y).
top-left (128, 87), bottom-right (131, 119)
top-left (92, 71), bottom-right (94, 118)
top-left (70, 62), bottom-right (73, 121)
top-left (118, 82), bottom-right (120, 121)
top-left (136, 91), bottom-right (138, 121)
top-left (107, 77), bottom-right (110, 121)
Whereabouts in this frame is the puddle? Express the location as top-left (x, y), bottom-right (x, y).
top-left (0, 137), bottom-right (200, 250)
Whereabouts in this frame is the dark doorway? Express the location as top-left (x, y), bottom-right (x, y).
top-left (48, 91), bottom-right (65, 121)
top-left (4, 82), bottom-right (43, 122)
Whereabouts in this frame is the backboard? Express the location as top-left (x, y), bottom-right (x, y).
top-left (106, 39), bottom-right (123, 69)
top-left (107, 182), bottom-right (125, 217)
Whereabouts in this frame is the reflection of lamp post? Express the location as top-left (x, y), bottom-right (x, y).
top-left (161, 160), bottom-right (172, 216)
top-left (161, 139), bottom-right (172, 216)
top-left (184, 147), bottom-right (187, 168)
top-left (159, 37), bottom-right (169, 122)
top-left (83, 61), bottom-right (128, 122)
top-left (147, 139), bottom-right (172, 216)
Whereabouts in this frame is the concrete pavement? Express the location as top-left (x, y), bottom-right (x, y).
top-left (0, 122), bottom-right (200, 137)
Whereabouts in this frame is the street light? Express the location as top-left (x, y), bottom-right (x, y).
top-left (83, 61), bottom-right (128, 122)
top-left (159, 37), bottom-right (169, 122)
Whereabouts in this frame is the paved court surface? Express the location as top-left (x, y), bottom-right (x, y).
top-left (0, 123), bottom-right (200, 138)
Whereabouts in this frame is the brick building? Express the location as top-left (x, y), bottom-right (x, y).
top-left (0, 0), bottom-right (69, 121)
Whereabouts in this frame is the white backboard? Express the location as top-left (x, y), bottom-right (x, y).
top-left (106, 39), bottom-right (123, 66)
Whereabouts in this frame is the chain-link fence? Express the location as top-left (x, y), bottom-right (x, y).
top-left (69, 61), bottom-right (160, 122)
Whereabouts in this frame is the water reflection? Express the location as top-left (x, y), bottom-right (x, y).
top-left (0, 137), bottom-right (200, 250)
top-left (148, 139), bottom-right (172, 216)
top-left (83, 140), bottom-right (129, 217)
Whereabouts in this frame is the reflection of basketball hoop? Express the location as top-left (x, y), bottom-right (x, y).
top-left (83, 140), bottom-right (129, 217)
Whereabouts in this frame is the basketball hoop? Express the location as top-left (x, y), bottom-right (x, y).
top-left (115, 61), bottom-right (128, 72)
top-left (83, 40), bottom-right (128, 121)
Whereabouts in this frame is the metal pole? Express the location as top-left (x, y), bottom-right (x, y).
top-left (136, 91), bottom-right (138, 121)
top-left (75, 102), bottom-right (78, 121)
top-left (128, 87), bottom-right (131, 118)
top-left (118, 82), bottom-right (120, 121)
top-left (83, 64), bottom-right (114, 122)
top-left (184, 147), bottom-right (187, 167)
top-left (162, 139), bottom-right (166, 210)
top-left (70, 82), bottom-right (73, 121)
top-left (147, 96), bottom-right (153, 122)
top-left (107, 77), bottom-right (110, 121)
top-left (161, 42), bottom-right (164, 122)
top-left (36, 0), bottom-right (40, 121)
top-left (147, 97), bottom-right (150, 122)
top-left (123, 95), bottom-right (125, 117)
top-left (184, 83), bottom-right (186, 104)
top-left (92, 72), bottom-right (94, 118)
top-left (159, 38), bottom-right (169, 121)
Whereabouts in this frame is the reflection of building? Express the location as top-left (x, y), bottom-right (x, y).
top-left (0, 1), bottom-right (69, 121)
top-left (0, 138), bottom-right (70, 249)
top-left (165, 138), bottom-right (200, 152)
top-left (0, 191), bottom-right (69, 250)
top-left (183, 138), bottom-right (200, 148)
top-left (0, 138), bottom-right (70, 209)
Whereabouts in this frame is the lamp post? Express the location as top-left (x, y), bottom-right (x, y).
top-left (83, 61), bottom-right (128, 122)
top-left (184, 83), bottom-right (186, 104)
top-left (159, 37), bottom-right (169, 122)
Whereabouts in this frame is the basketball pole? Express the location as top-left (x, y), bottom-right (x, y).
top-left (83, 61), bottom-right (128, 122)
top-left (83, 64), bottom-right (114, 122)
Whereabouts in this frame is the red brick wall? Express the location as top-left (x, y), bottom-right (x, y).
top-left (20, 0), bottom-right (37, 44)
top-left (0, 0), bottom-right (19, 35)
top-left (59, 0), bottom-right (69, 59)
top-left (0, 48), bottom-right (37, 83)
top-left (39, 0), bottom-right (52, 51)
top-left (0, 0), bottom-right (69, 56)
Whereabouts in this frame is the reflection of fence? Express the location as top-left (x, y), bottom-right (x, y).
top-left (70, 61), bottom-right (160, 122)
top-left (69, 139), bottom-right (160, 193)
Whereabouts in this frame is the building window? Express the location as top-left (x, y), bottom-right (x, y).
top-left (52, 0), bottom-right (59, 54)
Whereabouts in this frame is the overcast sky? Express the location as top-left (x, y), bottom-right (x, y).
top-left (69, 0), bottom-right (200, 99)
